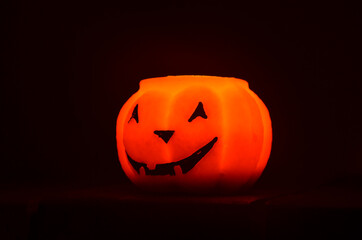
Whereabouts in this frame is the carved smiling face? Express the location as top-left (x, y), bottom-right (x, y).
top-left (126, 101), bottom-right (218, 176)
top-left (122, 86), bottom-right (222, 190)
top-left (116, 76), bottom-right (272, 193)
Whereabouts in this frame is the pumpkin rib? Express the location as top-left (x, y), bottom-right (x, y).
top-left (246, 89), bottom-right (272, 168)
top-left (242, 85), bottom-right (272, 183)
top-left (116, 90), bottom-right (144, 181)
top-left (218, 82), bottom-right (265, 189)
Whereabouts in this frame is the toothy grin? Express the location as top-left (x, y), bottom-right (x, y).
top-left (126, 137), bottom-right (218, 176)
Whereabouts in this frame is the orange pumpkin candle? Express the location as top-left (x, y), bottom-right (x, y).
top-left (116, 75), bottom-right (272, 193)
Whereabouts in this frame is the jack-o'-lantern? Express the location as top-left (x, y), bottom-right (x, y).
top-left (116, 75), bottom-right (272, 193)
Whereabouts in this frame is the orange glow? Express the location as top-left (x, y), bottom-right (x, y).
top-left (116, 75), bottom-right (272, 193)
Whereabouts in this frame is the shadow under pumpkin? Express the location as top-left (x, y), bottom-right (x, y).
top-left (4, 181), bottom-right (359, 240)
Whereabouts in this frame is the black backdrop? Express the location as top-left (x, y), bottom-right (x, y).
top-left (1, 1), bottom-right (361, 191)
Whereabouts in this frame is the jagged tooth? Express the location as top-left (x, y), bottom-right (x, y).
top-left (173, 165), bottom-right (183, 176)
top-left (147, 163), bottom-right (156, 170)
top-left (139, 166), bottom-right (146, 176)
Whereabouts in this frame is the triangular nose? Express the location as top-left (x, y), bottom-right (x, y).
top-left (154, 130), bottom-right (175, 144)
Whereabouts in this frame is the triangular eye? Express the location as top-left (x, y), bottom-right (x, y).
top-left (188, 102), bottom-right (207, 122)
top-left (128, 104), bottom-right (139, 123)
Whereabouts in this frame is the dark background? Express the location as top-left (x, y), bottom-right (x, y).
top-left (1, 1), bottom-right (362, 239)
top-left (1, 0), bottom-right (361, 191)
